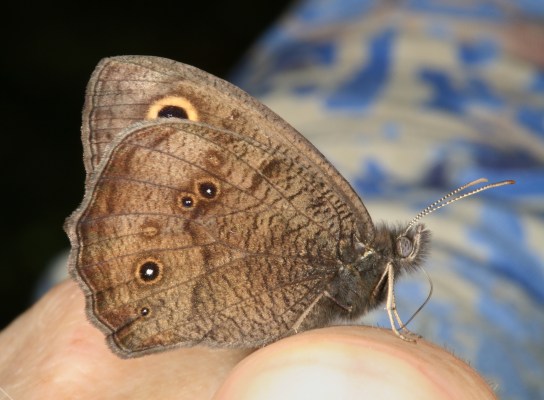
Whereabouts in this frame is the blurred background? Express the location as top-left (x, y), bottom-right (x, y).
top-left (1, 0), bottom-right (292, 330)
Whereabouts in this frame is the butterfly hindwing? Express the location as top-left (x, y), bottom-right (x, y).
top-left (67, 119), bottom-right (367, 356)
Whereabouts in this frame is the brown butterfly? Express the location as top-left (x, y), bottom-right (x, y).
top-left (65, 56), bottom-right (513, 358)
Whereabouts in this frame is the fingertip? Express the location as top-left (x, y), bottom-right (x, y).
top-left (214, 326), bottom-right (496, 400)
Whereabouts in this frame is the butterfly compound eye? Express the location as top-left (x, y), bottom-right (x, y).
top-left (396, 236), bottom-right (413, 258)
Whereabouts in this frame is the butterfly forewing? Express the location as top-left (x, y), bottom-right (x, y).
top-left (82, 56), bottom-right (375, 243)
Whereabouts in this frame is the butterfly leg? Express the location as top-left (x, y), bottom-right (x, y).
top-left (384, 263), bottom-right (417, 342)
top-left (323, 290), bottom-right (353, 313)
top-left (291, 288), bottom-right (354, 334)
top-left (292, 291), bottom-right (325, 333)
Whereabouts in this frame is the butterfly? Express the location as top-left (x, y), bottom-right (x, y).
top-left (65, 56), bottom-right (513, 358)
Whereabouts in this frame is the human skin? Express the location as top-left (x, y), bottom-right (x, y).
top-left (0, 280), bottom-right (495, 399)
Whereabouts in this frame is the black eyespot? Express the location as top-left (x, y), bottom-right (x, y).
top-left (396, 236), bottom-right (413, 258)
top-left (181, 196), bottom-right (194, 208)
top-left (158, 105), bottom-right (188, 119)
top-left (141, 307), bottom-right (150, 316)
top-left (138, 260), bottom-right (161, 282)
top-left (198, 182), bottom-right (218, 199)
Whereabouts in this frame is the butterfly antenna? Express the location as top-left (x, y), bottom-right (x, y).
top-left (404, 178), bottom-right (515, 235)
top-left (398, 267), bottom-right (433, 330)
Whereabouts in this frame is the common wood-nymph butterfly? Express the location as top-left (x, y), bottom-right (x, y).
top-left (65, 56), bottom-right (513, 358)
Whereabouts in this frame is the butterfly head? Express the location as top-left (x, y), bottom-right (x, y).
top-left (372, 222), bottom-right (431, 275)
top-left (350, 222), bottom-right (431, 311)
